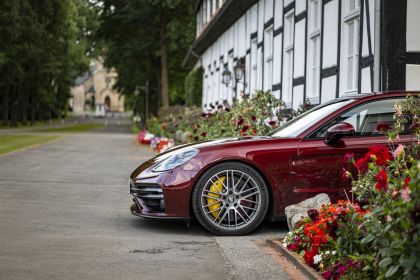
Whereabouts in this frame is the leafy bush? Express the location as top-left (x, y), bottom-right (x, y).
top-left (184, 68), bottom-right (203, 107)
top-left (146, 90), bottom-right (312, 142)
top-left (283, 95), bottom-right (420, 280)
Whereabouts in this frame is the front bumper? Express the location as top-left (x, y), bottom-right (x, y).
top-left (129, 167), bottom-right (198, 219)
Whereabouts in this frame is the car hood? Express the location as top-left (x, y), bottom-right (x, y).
top-left (130, 136), bottom-right (296, 180)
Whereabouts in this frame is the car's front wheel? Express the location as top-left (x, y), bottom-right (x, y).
top-left (192, 162), bottom-right (269, 235)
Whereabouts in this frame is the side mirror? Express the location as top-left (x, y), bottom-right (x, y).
top-left (325, 122), bottom-right (355, 144)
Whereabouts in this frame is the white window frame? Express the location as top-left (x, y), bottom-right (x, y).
top-left (264, 25), bottom-right (274, 90)
top-left (251, 37), bottom-right (258, 92)
top-left (307, 0), bottom-right (321, 100)
top-left (283, 10), bottom-right (295, 104)
top-left (341, 0), bottom-right (360, 94)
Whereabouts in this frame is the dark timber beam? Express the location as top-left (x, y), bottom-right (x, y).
top-left (381, 0), bottom-right (407, 91)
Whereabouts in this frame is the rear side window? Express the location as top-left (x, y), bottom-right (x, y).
top-left (310, 98), bottom-right (404, 138)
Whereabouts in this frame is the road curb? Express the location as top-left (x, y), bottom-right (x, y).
top-left (266, 239), bottom-right (323, 280)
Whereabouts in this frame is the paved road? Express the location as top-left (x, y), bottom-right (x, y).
top-left (0, 122), bottom-right (289, 280)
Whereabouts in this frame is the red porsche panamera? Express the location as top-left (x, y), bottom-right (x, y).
top-left (129, 91), bottom-right (417, 235)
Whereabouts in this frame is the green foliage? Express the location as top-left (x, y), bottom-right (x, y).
top-left (284, 96), bottom-right (420, 280)
top-left (146, 91), bottom-right (312, 142)
top-left (185, 68), bottom-right (203, 106)
top-left (98, 0), bottom-right (195, 113)
top-left (0, 0), bottom-right (98, 125)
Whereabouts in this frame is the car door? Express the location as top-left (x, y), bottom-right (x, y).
top-left (292, 97), bottom-right (412, 203)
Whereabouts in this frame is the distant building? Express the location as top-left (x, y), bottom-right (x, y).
top-left (69, 58), bottom-right (125, 114)
top-left (184, 0), bottom-right (420, 109)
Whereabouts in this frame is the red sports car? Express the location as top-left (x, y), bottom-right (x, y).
top-left (129, 92), bottom-right (417, 235)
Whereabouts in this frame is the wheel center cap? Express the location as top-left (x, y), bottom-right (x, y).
top-left (227, 196), bottom-right (234, 203)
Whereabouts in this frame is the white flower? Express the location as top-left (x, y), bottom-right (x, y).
top-left (332, 251), bottom-right (337, 255)
top-left (313, 254), bottom-right (322, 265)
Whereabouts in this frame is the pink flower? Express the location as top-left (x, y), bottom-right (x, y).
top-left (343, 153), bottom-right (355, 166)
top-left (393, 144), bottom-right (404, 158)
top-left (401, 187), bottom-right (411, 202)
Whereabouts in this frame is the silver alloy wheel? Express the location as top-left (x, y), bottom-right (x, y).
top-left (200, 169), bottom-right (262, 230)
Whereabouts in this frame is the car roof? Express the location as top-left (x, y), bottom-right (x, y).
top-left (336, 90), bottom-right (419, 101)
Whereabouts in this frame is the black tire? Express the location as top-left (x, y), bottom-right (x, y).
top-left (192, 162), bottom-right (269, 235)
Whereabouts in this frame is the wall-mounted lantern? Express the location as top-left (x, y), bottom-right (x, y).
top-left (222, 67), bottom-right (232, 86)
top-left (233, 59), bottom-right (245, 81)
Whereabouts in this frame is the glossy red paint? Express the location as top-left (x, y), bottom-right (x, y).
top-left (129, 91), bottom-right (419, 221)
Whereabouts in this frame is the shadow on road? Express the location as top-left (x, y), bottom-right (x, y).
top-left (128, 215), bottom-right (288, 237)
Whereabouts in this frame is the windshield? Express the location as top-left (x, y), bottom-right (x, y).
top-left (268, 99), bottom-right (355, 137)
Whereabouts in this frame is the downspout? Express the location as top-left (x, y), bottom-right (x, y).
top-left (373, 0), bottom-right (381, 92)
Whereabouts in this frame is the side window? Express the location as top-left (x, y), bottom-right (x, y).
top-left (310, 98), bottom-right (403, 138)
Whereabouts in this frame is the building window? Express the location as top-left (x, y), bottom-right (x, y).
top-left (264, 26), bottom-right (274, 90)
top-left (283, 11), bottom-right (294, 104)
top-left (307, 0), bottom-right (321, 99)
top-left (342, 0), bottom-right (360, 94)
top-left (251, 38), bottom-right (258, 92)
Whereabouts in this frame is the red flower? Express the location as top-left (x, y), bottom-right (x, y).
top-left (268, 120), bottom-right (276, 127)
top-left (201, 112), bottom-right (207, 118)
top-left (307, 209), bottom-right (320, 221)
top-left (376, 122), bottom-right (392, 132)
top-left (252, 128), bottom-right (257, 135)
top-left (162, 125), bottom-right (167, 131)
top-left (369, 145), bottom-right (391, 166)
top-left (404, 177), bottom-right (411, 189)
top-left (355, 155), bottom-right (369, 173)
top-left (303, 247), bottom-right (318, 266)
top-left (322, 271), bottom-right (332, 279)
top-left (241, 125), bottom-right (250, 133)
top-left (375, 169), bottom-right (388, 191)
top-left (251, 115), bottom-right (257, 122)
top-left (237, 117), bottom-right (244, 126)
top-left (200, 132), bottom-right (207, 138)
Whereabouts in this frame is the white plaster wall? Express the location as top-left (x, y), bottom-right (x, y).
top-left (322, 0), bottom-right (339, 68)
top-left (406, 64), bottom-right (420, 90)
top-left (294, 19), bottom-right (306, 78)
top-left (265, 0), bottom-right (274, 19)
top-left (295, 0), bottom-right (307, 15)
top-left (292, 85), bottom-right (304, 109)
top-left (273, 35), bottom-right (282, 85)
top-left (274, 0), bottom-right (283, 29)
top-left (320, 76), bottom-right (337, 103)
top-left (407, 0), bottom-right (420, 52)
top-left (361, 67), bottom-right (372, 93)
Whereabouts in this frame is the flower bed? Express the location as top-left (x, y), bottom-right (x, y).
top-left (283, 96), bottom-right (420, 280)
top-left (138, 91), bottom-right (312, 152)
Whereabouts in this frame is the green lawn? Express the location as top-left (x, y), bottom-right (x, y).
top-left (0, 135), bottom-right (60, 155)
top-left (37, 123), bottom-right (104, 133)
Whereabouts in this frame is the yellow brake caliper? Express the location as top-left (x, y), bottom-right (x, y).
top-left (207, 176), bottom-right (225, 219)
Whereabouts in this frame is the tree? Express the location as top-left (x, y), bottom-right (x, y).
top-left (98, 0), bottom-right (195, 115)
top-left (0, 0), bottom-right (97, 125)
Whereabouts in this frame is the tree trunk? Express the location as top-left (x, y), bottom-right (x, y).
top-left (2, 90), bottom-right (9, 126)
top-left (160, 9), bottom-right (169, 109)
top-left (22, 92), bottom-right (28, 123)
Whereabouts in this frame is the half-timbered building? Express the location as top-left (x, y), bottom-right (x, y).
top-left (184, 0), bottom-right (420, 109)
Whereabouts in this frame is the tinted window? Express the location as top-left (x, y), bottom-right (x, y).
top-left (310, 98), bottom-right (403, 138)
top-left (269, 99), bottom-right (354, 137)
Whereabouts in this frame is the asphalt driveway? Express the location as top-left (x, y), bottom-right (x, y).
top-left (0, 121), bottom-right (289, 280)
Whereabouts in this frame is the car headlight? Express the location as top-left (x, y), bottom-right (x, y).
top-left (152, 149), bottom-right (198, 172)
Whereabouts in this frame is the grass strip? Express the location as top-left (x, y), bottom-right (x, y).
top-left (0, 135), bottom-right (60, 155)
top-left (37, 123), bottom-right (104, 133)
